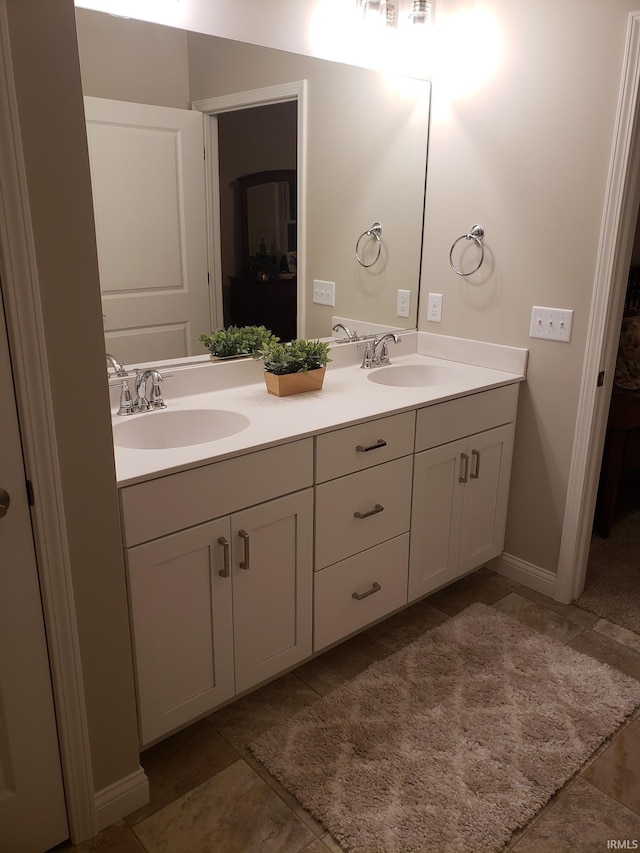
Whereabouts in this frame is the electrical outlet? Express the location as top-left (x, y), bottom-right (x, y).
top-left (396, 289), bottom-right (411, 318)
top-left (313, 279), bottom-right (335, 307)
top-left (529, 306), bottom-right (574, 342)
top-left (428, 292), bottom-right (443, 323)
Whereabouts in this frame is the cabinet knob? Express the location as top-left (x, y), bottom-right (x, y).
top-left (459, 452), bottom-right (469, 484)
top-left (353, 503), bottom-right (384, 520)
top-left (471, 449), bottom-right (481, 480)
top-left (352, 582), bottom-right (382, 600)
top-left (355, 439), bottom-right (387, 453)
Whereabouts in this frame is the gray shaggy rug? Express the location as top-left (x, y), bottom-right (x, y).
top-left (249, 603), bottom-right (640, 852)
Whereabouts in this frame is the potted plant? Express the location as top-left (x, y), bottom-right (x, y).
top-left (255, 338), bottom-right (331, 396)
top-left (199, 325), bottom-right (278, 359)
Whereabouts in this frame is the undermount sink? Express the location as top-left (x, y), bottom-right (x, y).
top-left (113, 409), bottom-right (250, 450)
top-left (367, 364), bottom-right (463, 388)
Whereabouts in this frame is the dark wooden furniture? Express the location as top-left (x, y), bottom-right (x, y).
top-left (595, 265), bottom-right (640, 537)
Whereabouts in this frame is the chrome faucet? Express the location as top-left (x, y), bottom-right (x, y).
top-left (134, 368), bottom-right (167, 412)
top-left (106, 352), bottom-right (128, 377)
top-left (360, 332), bottom-right (402, 369)
top-left (332, 322), bottom-right (358, 343)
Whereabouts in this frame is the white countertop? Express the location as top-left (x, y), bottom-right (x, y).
top-left (111, 333), bottom-right (527, 487)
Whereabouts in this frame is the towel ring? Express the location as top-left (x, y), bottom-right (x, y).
top-left (356, 222), bottom-right (382, 268)
top-left (449, 224), bottom-right (485, 276)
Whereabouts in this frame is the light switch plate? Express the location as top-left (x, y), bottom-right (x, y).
top-left (313, 280), bottom-right (335, 307)
top-left (529, 306), bottom-right (574, 342)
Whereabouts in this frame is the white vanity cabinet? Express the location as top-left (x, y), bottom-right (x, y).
top-left (408, 386), bottom-right (518, 602)
top-left (313, 412), bottom-right (415, 651)
top-left (120, 440), bottom-right (313, 746)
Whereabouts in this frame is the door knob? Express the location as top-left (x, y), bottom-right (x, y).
top-left (0, 488), bottom-right (10, 518)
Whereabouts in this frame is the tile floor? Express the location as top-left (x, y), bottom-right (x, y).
top-left (53, 567), bottom-right (640, 853)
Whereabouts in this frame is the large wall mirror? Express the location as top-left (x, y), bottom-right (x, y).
top-left (76, 9), bottom-right (430, 366)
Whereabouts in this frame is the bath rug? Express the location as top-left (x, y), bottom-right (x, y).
top-left (249, 602), bottom-right (640, 852)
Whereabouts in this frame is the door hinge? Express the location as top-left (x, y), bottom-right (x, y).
top-left (597, 370), bottom-right (605, 387)
top-left (25, 478), bottom-right (34, 506)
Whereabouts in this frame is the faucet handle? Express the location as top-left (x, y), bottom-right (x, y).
top-left (117, 379), bottom-right (135, 416)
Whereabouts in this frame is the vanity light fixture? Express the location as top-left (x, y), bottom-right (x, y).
top-left (358, 0), bottom-right (432, 29)
top-left (409, 0), bottom-right (432, 25)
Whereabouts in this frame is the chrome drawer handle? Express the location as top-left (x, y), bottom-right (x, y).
top-left (217, 536), bottom-right (230, 578)
top-left (355, 439), bottom-right (387, 453)
top-left (354, 503), bottom-right (384, 519)
top-left (352, 582), bottom-right (382, 600)
top-left (471, 449), bottom-right (481, 479)
top-left (459, 452), bottom-right (469, 483)
top-left (239, 529), bottom-right (250, 570)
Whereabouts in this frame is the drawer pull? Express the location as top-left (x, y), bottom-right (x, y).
top-left (352, 582), bottom-right (382, 600)
top-left (354, 503), bottom-right (384, 520)
top-left (459, 452), bottom-right (469, 483)
top-left (217, 536), bottom-right (230, 578)
top-left (355, 438), bottom-right (387, 453)
top-left (471, 449), bottom-right (481, 479)
top-left (238, 529), bottom-right (250, 570)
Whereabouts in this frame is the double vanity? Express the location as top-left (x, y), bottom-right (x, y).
top-left (110, 332), bottom-right (527, 747)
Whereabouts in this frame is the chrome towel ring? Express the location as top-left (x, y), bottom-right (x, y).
top-left (449, 224), bottom-right (485, 276)
top-left (355, 222), bottom-right (382, 268)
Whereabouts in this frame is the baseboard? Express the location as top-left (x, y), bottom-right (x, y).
top-left (488, 553), bottom-right (557, 599)
top-left (94, 766), bottom-right (149, 831)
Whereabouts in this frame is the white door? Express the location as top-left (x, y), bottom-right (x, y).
top-left (126, 518), bottom-right (235, 747)
top-left (0, 294), bottom-right (68, 852)
top-left (232, 490), bottom-right (313, 694)
top-left (458, 424), bottom-right (515, 574)
top-left (84, 97), bottom-right (211, 365)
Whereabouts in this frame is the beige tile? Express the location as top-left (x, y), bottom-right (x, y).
top-left (477, 564), bottom-right (523, 592)
top-left (494, 593), bottom-right (587, 644)
top-left (569, 629), bottom-right (640, 682)
top-left (583, 719), bottom-right (640, 816)
top-left (133, 759), bottom-right (313, 853)
top-left (125, 719), bottom-right (239, 826)
top-left (594, 619), bottom-right (640, 655)
top-left (53, 824), bottom-right (144, 853)
top-left (209, 672), bottom-right (320, 753)
top-left (244, 752), bottom-right (326, 838)
top-left (363, 599), bottom-right (449, 655)
top-left (293, 632), bottom-right (385, 696)
top-left (511, 779), bottom-right (640, 852)
top-left (516, 585), bottom-right (600, 628)
top-left (424, 570), bottom-right (512, 616)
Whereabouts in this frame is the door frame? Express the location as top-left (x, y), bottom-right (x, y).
top-left (192, 80), bottom-right (307, 337)
top-left (556, 13), bottom-right (640, 603)
top-left (0, 1), bottom-right (96, 841)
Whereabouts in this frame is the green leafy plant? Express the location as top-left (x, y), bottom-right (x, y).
top-left (199, 325), bottom-right (279, 358)
top-left (255, 338), bottom-right (331, 375)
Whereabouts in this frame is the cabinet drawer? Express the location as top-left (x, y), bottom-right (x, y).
top-left (315, 411), bottom-right (415, 483)
top-left (415, 384), bottom-right (519, 453)
top-left (314, 534), bottom-right (409, 651)
top-left (120, 438), bottom-right (313, 546)
top-left (315, 455), bottom-right (412, 569)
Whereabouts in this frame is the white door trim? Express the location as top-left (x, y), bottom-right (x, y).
top-left (193, 80), bottom-right (308, 337)
top-left (556, 12), bottom-right (640, 604)
top-left (0, 1), bottom-right (96, 841)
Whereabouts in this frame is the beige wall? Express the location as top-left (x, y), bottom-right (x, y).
top-left (420, 0), bottom-right (637, 574)
top-left (5, 0), bottom-right (140, 793)
top-left (76, 8), bottom-right (189, 109)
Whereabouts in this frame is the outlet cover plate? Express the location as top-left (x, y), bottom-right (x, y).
top-left (530, 306), bottom-right (574, 342)
top-left (313, 279), bottom-right (335, 307)
top-left (396, 289), bottom-right (410, 318)
top-left (428, 292), bottom-right (442, 323)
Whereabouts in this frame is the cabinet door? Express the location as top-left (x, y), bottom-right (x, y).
top-left (408, 438), bottom-right (466, 602)
top-left (232, 489), bottom-right (313, 694)
top-left (126, 518), bottom-right (235, 746)
top-left (458, 423), bottom-right (515, 574)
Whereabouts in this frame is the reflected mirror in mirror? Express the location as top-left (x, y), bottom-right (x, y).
top-left (76, 9), bottom-right (430, 368)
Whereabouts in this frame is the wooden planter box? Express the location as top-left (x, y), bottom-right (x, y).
top-left (264, 367), bottom-right (326, 397)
